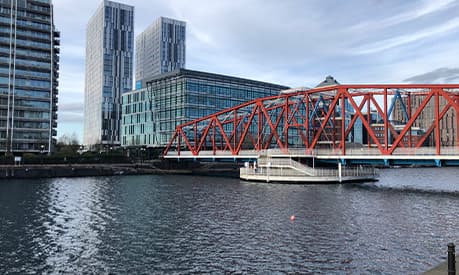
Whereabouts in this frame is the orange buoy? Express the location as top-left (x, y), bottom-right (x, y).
top-left (290, 215), bottom-right (296, 221)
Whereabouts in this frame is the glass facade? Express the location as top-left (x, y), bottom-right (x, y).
top-left (121, 69), bottom-right (289, 147)
top-left (84, 0), bottom-right (134, 146)
top-left (135, 17), bottom-right (185, 86)
top-left (0, 0), bottom-right (59, 154)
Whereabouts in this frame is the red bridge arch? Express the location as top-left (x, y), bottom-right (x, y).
top-left (163, 84), bottom-right (459, 157)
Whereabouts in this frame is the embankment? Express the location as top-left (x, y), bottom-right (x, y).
top-left (0, 161), bottom-right (239, 179)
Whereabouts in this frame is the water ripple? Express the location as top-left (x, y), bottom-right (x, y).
top-left (0, 169), bottom-right (459, 273)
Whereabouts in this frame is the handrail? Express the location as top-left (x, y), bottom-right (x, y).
top-left (256, 157), bottom-right (377, 177)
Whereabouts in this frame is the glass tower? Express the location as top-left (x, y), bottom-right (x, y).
top-left (0, 0), bottom-right (59, 154)
top-left (135, 17), bottom-right (185, 88)
top-left (84, 0), bottom-right (134, 147)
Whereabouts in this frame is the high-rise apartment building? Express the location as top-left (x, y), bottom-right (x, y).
top-left (84, 0), bottom-right (134, 146)
top-left (135, 17), bottom-right (185, 88)
top-left (0, 0), bottom-right (59, 154)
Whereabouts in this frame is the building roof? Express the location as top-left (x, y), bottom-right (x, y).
top-left (142, 69), bottom-right (290, 90)
top-left (316, 75), bottom-right (340, 88)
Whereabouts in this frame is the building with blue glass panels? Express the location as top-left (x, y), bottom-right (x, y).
top-left (0, 0), bottom-right (59, 154)
top-left (121, 69), bottom-right (289, 148)
top-left (84, 0), bottom-right (134, 147)
top-left (135, 17), bottom-right (185, 88)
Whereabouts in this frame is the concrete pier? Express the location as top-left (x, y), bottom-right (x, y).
top-left (423, 256), bottom-right (459, 274)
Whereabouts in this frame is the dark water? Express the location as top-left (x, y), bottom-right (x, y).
top-left (1, 168), bottom-right (459, 274)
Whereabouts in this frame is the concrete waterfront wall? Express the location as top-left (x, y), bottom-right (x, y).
top-left (0, 164), bottom-right (154, 179)
top-left (0, 161), bottom-right (239, 179)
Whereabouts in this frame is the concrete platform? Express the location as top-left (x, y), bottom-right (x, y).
top-left (423, 256), bottom-right (458, 274)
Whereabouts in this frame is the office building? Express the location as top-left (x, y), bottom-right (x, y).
top-left (84, 0), bottom-right (134, 146)
top-left (135, 17), bottom-right (185, 88)
top-left (393, 95), bottom-right (456, 146)
top-left (0, 0), bottom-right (59, 154)
top-left (121, 69), bottom-right (289, 147)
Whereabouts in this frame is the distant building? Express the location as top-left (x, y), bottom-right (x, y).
top-left (0, 0), bottom-right (60, 154)
top-left (316, 75), bottom-right (340, 88)
top-left (393, 95), bottom-right (456, 146)
top-left (84, 0), bottom-right (134, 147)
top-left (313, 76), bottom-right (354, 146)
top-left (135, 17), bottom-right (186, 89)
top-left (121, 69), bottom-right (289, 147)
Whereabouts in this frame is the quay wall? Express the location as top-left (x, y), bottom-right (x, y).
top-left (0, 161), bottom-right (240, 179)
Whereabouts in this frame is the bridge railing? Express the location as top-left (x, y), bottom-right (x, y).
top-left (240, 166), bottom-right (378, 178)
top-left (265, 147), bottom-right (459, 156)
top-left (164, 146), bottom-right (459, 158)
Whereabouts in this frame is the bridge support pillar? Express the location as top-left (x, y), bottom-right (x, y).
top-left (384, 159), bottom-right (390, 167)
top-left (435, 159), bottom-right (442, 167)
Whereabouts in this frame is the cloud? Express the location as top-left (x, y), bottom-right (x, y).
top-left (349, 0), bottom-right (457, 32)
top-left (404, 67), bottom-right (459, 83)
top-left (58, 102), bottom-right (84, 125)
top-left (58, 112), bottom-right (84, 123)
top-left (59, 102), bottom-right (84, 113)
top-left (352, 17), bottom-right (459, 55)
top-left (51, 0), bottom-right (459, 138)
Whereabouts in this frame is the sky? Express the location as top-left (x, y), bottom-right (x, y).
top-left (53, 0), bottom-right (459, 143)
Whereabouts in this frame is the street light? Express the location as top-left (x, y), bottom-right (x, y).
top-left (140, 147), bottom-right (146, 164)
top-left (40, 144), bottom-right (45, 164)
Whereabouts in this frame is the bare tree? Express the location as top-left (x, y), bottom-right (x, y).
top-left (58, 132), bottom-right (80, 146)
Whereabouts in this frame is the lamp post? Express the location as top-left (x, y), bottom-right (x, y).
top-left (140, 147), bottom-right (146, 165)
top-left (40, 144), bottom-right (45, 164)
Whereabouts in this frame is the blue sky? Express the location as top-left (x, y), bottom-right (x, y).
top-left (53, 0), bottom-right (459, 143)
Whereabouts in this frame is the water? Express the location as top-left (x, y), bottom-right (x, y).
top-left (1, 168), bottom-right (459, 274)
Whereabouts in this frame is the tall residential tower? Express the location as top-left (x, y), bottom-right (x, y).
top-left (0, 0), bottom-right (60, 154)
top-left (135, 17), bottom-right (185, 88)
top-left (84, 0), bottom-right (134, 146)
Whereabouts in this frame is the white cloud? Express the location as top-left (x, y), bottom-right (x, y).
top-left (53, 0), bottom-right (459, 138)
top-left (352, 16), bottom-right (459, 55)
top-left (349, 0), bottom-right (457, 32)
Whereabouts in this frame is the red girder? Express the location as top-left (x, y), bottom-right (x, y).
top-left (415, 102), bottom-right (452, 148)
top-left (368, 96), bottom-right (406, 148)
top-left (163, 84), bottom-right (459, 157)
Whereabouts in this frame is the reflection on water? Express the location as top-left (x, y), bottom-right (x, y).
top-left (0, 168), bottom-right (458, 273)
top-left (43, 178), bottom-right (112, 272)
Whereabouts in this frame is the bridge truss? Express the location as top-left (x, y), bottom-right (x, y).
top-left (164, 84), bottom-right (459, 157)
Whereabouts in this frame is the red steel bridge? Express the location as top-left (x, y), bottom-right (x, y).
top-left (163, 84), bottom-right (459, 166)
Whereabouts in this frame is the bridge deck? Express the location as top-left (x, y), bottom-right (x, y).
top-left (164, 147), bottom-right (459, 161)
